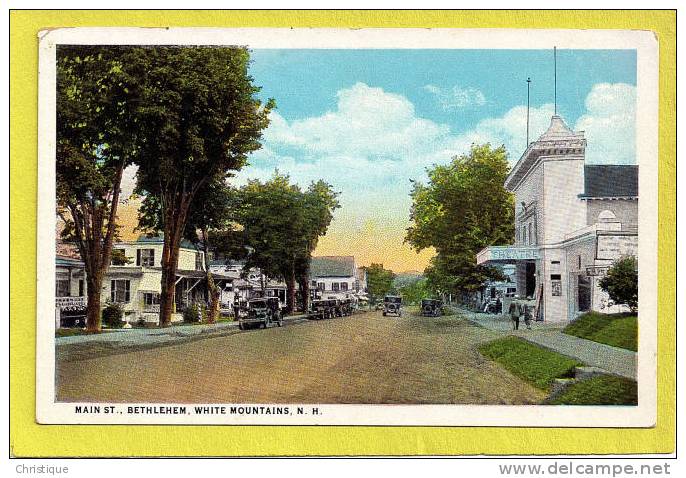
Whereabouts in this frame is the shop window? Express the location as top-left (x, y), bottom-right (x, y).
top-left (111, 280), bottom-right (131, 303)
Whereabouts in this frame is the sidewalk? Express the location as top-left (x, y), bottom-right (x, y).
top-left (56, 314), bottom-right (309, 348)
top-left (455, 307), bottom-right (637, 380)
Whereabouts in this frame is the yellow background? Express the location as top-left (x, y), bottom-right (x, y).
top-left (10, 10), bottom-right (676, 457)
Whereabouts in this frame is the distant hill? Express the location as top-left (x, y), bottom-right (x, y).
top-left (393, 271), bottom-right (424, 288)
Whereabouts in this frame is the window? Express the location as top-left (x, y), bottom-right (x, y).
top-left (195, 252), bottom-right (204, 271)
top-left (311, 280), bottom-right (317, 287)
top-left (317, 282), bottom-right (325, 291)
top-left (522, 228), bottom-right (527, 244)
top-left (142, 292), bottom-right (159, 306)
top-left (528, 224), bottom-right (533, 244)
top-left (578, 255), bottom-right (582, 269)
top-left (550, 274), bottom-right (561, 280)
top-left (137, 248), bottom-right (155, 267)
top-left (56, 278), bottom-right (70, 297)
top-left (551, 261), bottom-right (560, 265)
top-left (340, 282), bottom-right (349, 291)
top-left (111, 280), bottom-right (131, 303)
top-left (332, 282), bottom-right (340, 292)
top-left (78, 280), bottom-right (84, 297)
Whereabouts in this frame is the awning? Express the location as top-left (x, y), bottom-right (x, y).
top-left (476, 245), bottom-right (541, 265)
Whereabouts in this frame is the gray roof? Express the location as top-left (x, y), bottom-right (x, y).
top-left (56, 255), bottom-right (84, 268)
top-left (310, 256), bottom-right (356, 278)
top-left (582, 165), bottom-right (638, 198)
top-left (135, 233), bottom-right (198, 250)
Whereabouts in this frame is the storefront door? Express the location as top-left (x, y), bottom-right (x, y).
top-left (577, 275), bottom-right (591, 312)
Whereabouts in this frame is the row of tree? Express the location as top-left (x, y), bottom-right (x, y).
top-left (57, 45), bottom-right (338, 330)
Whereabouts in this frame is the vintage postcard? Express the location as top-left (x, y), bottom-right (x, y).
top-left (36, 27), bottom-right (658, 427)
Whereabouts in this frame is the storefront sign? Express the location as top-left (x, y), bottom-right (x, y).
top-left (596, 235), bottom-right (638, 260)
top-left (477, 246), bottom-right (540, 264)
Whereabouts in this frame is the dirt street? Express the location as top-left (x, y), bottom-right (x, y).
top-left (56, 309), bottom-right (546, 404)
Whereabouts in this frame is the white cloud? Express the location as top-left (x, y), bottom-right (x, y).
top-left (424, 83), bottom-right (487, 110)
top-left (574, 83), bottom-right (636, 164)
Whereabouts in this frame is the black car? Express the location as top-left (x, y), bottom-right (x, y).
top-left (383, 295), bottom-right (402, 317)
top-left (240, 297), bottom-right (283, 330)
top-left (420, 298), bottom-right (443, 317)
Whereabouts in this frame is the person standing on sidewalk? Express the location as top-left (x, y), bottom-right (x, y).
top-left (508, 296), bottom-right (522, 330)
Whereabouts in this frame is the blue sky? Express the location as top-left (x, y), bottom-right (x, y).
top-left (249, 49), bottom-right (636, 141)
top-left (232, 49), bottom-right (637, 271)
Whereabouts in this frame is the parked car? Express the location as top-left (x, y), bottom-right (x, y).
top-left (309, 299), bottom-right (335, 320)
top-left (420, 298), bottom-right (443, 317)
top-left (383, 295), bottom-right (402, 317)
top-left (239, 298), bottom-right (282, 330)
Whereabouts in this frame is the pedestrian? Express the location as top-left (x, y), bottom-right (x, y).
top-left (523, 303), bottom-right (532, 330)
top-left (508, 296), bottom-right (522, 330)
top-left (233, 294), bottom-right (241, 320)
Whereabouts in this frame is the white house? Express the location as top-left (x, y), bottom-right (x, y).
top-left (310, 256), bottom-right (362, 299)
top-left (103, 234), bottom-right (210, 323)
top-left (477, 115), bottom-right (638, 322)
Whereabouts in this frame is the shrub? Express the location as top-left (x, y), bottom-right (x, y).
top-left (102, 303), bottom-right (124, 328)
top-left (183, 303), bottom-right (203, 323)
top-left (599, 255), bottom-right (638, 312)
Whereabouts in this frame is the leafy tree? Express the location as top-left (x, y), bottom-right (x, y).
top-left (296, 180), bottom-right (340, 313)
top-left (406, 144), bottom-right (514, 297)
top-left (133, 46), bottom-right (273, 326)
top-left (56, 46), bottom-right (142, 331)
top-left (598, 256), bottom-right (638, 312)
top-left (235, 172), bottom-right (339, 313)
top-left (365, 263), bottom-right (396, 304)
top-left (396, 276), bottom-right (431, 306)
top-left (138, 177), bottom-right (239, 323)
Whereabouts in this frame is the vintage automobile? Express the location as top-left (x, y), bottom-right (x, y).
top-left (383, 295), bottom-right (402, 317)
top-left (309, 298), bottom-right (333, 320)
top-left (420, 298), bottom-right (443, 317)
top-left (239, 297), bottom-right (283, 330)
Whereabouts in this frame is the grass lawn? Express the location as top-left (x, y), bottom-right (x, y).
top-left (548, 375), bottom-right (638, 405)
top-left (478, 337), bottom-right (583, 390)
top-left (563, 312), bottom-right (637, 351)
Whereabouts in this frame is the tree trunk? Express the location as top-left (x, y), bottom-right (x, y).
top-left (299, 263), bottom-right (311, 313)
top-left (159, 197), bottom-right (189, 327)
top-left (202, 229), bottom-right (219, 324)
top-left (85, 272), bottom-right (103, 332)
top-left (285, 267), bottom-right (296, 314)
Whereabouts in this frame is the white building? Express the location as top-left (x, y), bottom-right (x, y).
top-left (208, 259), bottom-right (287, 308)
top-left (310, 256), bottom-right (359, 296)
top-left (477, 115), bottom-right (638, 322)
top-left (104, 235), bottom-right (213, 323)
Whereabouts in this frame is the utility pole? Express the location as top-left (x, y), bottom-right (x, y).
top-left (554, 46), bottom-right (557, 115)
top-left (526, 77), bottom-right (531, 148)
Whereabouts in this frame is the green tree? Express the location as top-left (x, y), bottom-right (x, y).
top-left (365, 263), bottom-right (396, 304)
top-left (235, 172), bottom-right (339, 313)
top-left (598, 256), bottom-right (638, 312)
top-left (406, 143), bottom-right (514, 297)
top-left (396, 276), bottom-right (430, 306)
top-left (133, 46), bottom-right (273, 326)
top-left (138, 178), bottom-right (239, 323)
top-left (56, 46), bottom-right (142, 331)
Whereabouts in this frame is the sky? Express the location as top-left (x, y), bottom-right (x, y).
top-left (119, 49), bottom-right (637, 273)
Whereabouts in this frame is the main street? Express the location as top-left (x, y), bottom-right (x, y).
top-left (56, 309), bottom-right (546, 404)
